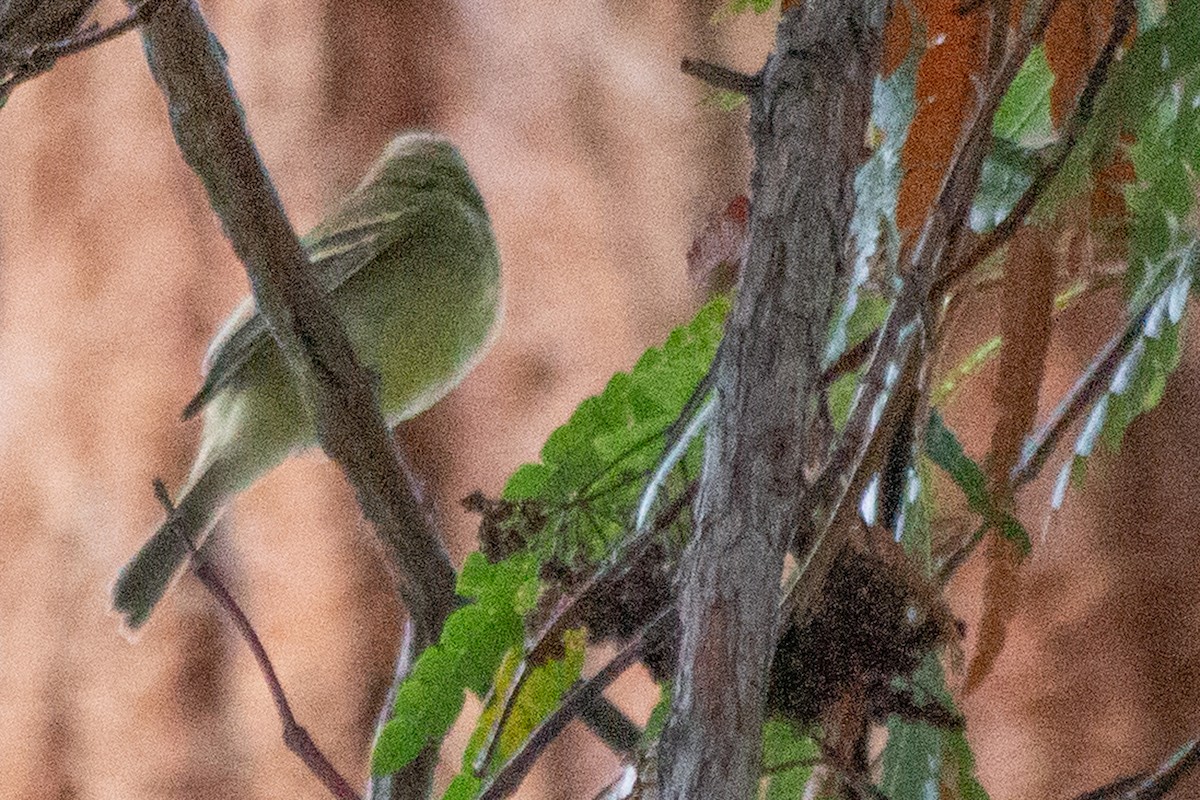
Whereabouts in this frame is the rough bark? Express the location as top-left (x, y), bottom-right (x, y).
top-left (657, 3), bottom-right (886, 798)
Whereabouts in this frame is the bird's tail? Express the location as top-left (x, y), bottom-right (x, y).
top-left (111, 462), bottom-right (229, 632)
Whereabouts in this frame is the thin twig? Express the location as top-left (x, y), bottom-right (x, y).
top-left (1072, 739), bottom-right (1200, 800)
top-left (477, 609), bottom-right (667, 800)
top-left (1010, 292), bottom-right (1152, 487)
top-left (0, 0), bottom-right (168, 101)
top-left (151, 480), bottom-right (361, 800)
top-left (986, 0), bottom-right (1011, 78)
top-left (680, 57), bottom-right (761, 95)
top-left (934, 0), bottom-right (1135, 296)
top-left (192, 561), bottom-right (362, 800)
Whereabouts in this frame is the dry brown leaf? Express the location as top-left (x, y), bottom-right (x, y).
top-left (686, 194), bottom-right (749, 293)
top-left (882, 1), bottom-right (916, 76)
top-left (1045, 0), bottom-right (1120, 128)
top-left (964, 224), bottom-right (1056, 694)
top-left (896, 0), bottom-right (989, 237)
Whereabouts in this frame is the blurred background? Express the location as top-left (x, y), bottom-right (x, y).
top-left (1, 2), bottom-right (1198, 799)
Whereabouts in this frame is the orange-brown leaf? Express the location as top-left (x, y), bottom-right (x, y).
top-left (896, 1), bottom-right (989, 236)
top-left (882, 2), bottom-right (915, 76)
top-left (1044, 0), bottom-right (1117, 127)
top-left (964, 224), bottom-right (1055, 694)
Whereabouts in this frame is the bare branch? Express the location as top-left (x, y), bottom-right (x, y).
top-left (0, 0), bottom-right (166, 102)
top-left (133, 2), bottom-right (457, 796)
top-left (152, 480), bottom-right (361, 800)
top-left (680, 57), bottom-right (761, 95)
top-left (1072, 739), bottom-right (1200, 800)
top-left (1011, 291), bottom-right (1151, 487)
top-left (134, 0), bottom-right (455, 650)
top-left (659, 3), bottom-right (889, 798)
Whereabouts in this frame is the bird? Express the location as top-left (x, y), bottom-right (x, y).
top-left (111, 132), bottom-right (503, 631)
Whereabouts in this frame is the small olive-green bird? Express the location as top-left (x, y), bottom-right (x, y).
top-left (111, 132), bottom-right (502, 630)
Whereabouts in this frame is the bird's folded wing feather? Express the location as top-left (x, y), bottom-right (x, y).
top-left (180, 209), bottom-right (410, 420)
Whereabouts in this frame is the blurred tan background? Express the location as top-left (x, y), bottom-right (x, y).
top-left (0, 2), bottom-right (1197, 799)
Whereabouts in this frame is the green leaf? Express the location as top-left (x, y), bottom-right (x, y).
top-left (643, 682), bottom-right (672, 745)
top-left (441, 773), bottom-right (482, 800)
top-left (882, 715), bottom-right (943, 800)
top-left (971, 138), bottom-right (1038, 233)
top-left (371, 553), bottom-right (538, 776)
top-left (761, 720), bottom-right (819, 800)
top-left (717, 0), bottom-right (774, 16)
top-left (925, 412), bottom-right (1031, 555)
top-left (882, 658), bottom-right (990, 800)
top-left (925, 412), bottom-right (990, 514)
top-left (944, 728), bottom-right (991, 800)
top-left (848, 53), bottom-right (916, 280)
top-left (495, 629), bottom-right (586, 763)
top-left (994, 45), bottom-right (1055, 146)
top-left (500, 296), bottom-right (729, 562)
top-left (462, 649), bottom-right (523, 772)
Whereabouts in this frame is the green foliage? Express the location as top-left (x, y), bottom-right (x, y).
top-left (441, 774), bottom-right (482, 800)
top-left (375, 298), bottom-right (730, 780)
top-left (381, 9), bottom-right (1200, 797)
top-left (761, 720), bottom-right (819, 799)
top-left (503, 296), bottom-right (728, 562)
top-left (719, 0), bottom-right (774, 16)
top-left (643, 682), bottom-right (672, 745)
top-left (932, 336), bottom-right (1002, 406)
top-left (993, 46), bottom-right (1055, 147)
top-left (970, 46), bottom-right (1054, 232)
top-left (1052, 0), bottom-right (1200, 210)
top-left (971, 138), bottom-right (1039, 233)
top-left (1054, 3), bottom-right (1200, 501)
top-left (926, 411), bottom-right (1031, 555)
top-left (882, 658), bottom-right (990, 800)
top-left (371, 553), bottom-right (539, 776)
top-left (467, 628), bottom-right (587, 773)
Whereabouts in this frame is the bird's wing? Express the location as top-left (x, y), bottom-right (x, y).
top-left (180, 211), bottom-right (407, 420)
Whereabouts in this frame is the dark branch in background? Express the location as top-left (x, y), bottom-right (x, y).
top-left (1072, 739), bottom-right (1200, 800)
top-left (802, 0), bottom-right (1066, 604)
top-left (477, 609), bottom-right (669, 800)
top-left (132, 1), bottom-right (456, 797)
top-left (934, 0), bottom-right (1136, 296)
top-left (660, 3), bottom-right (889, 798)
top-left (679, 57), bottom-right (761, 95)
top-left (0, 0), bottom-right (166, 102)
top-left (151, 480), bottom-right (361, 800)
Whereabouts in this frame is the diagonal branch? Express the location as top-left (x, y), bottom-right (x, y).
top-left (133, 2), bottom-right (457, 797)
top-left (1072, 738), bottom-right (1200, 800)
top-left (934, 0), bottom-right (1136, 297)
top-left (152, 480), bottom-right (361, 800)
